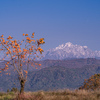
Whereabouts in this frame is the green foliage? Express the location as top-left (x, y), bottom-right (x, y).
top-left (0, 92), bottom-right (15, 100)
top-left (79, 74), bottom-right (100, 90)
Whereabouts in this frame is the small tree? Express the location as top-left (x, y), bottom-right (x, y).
top-left (7, 89), bottom-right (10, 92)
top-left (79, 74), bottom-right (100, 90)
top-left (11, 87), bottom-right (19, 93)
top-left (0, 33), bottom-right (45, 94)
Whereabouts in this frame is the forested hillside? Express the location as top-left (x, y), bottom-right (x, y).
top-left (0, 58), bottom-right (100, 92)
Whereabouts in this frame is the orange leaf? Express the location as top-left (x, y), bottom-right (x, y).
top-left (39, 64), bottom-right (41, 66)
top-left (23, 49), bottom-right (27, 52)
top-left (23, 33), bottom-right (25, 36)
top-left (1, 35), bottom-right (4, 37)
top-left (32, 33), bottom-right (34, 36)
top-left (25, 34), bottom-right (28, 36)
top-left (31, 36), bottom-right (34, 38)
top-left (2, 39), bottom-right (5, 42)
top-left (20, 64), bottom-right (22, 66)
top-left (26, 37), bottom-right (31, 41)
top-left (7, 62), bottom-right (10, 64)
top-left (31, 39), bottom-right (35, 42)
top-left (24, 70), bottom-right (28, 74)
top-left (29, 41), bottom-right (31, 43)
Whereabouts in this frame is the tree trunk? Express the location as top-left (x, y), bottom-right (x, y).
top-left (20, 79), bottom-right (25, 94)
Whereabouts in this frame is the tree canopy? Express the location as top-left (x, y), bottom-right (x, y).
top-left (0, 33), bottom-right (45, 93)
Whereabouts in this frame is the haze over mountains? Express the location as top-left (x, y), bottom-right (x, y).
top-left (1, 42), bottom-right (100, 92)
top-left (42, 42), bottom-right (100, 60)
top-left (1, 58), bottom-right (100, 92)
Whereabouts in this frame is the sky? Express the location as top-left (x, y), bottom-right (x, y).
top-left (0, 0), bottom-right (100, 51)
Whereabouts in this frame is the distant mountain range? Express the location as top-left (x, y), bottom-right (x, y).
top-left (1, 42), bottom-right (100, 92)
top-left (1, 58), bottom-right (100, 92)
top-left (42, 42), bottom-right (100, 60)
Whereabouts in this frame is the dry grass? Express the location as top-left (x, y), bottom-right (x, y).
top-left (0, 89), bottom-right (100, 100)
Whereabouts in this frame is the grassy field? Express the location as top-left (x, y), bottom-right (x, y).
top-left (0, 89), bottom-right (100, 100)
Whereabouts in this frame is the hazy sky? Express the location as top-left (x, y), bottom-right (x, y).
top-left (0, 0), bottom-right (100, 51)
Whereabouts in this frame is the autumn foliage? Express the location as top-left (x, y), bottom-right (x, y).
top-left (0, 33), bottom-right (45, 93)
top-left (79, 74), bottom-right (100, 90)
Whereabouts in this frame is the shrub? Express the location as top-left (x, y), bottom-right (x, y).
top-left (11, 88), bottom-right (19, 93)
top-left (79, 74), bottom-right (100, 90)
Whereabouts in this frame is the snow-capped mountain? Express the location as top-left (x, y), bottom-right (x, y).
top-left (42, 42), bottom-right (100, 60)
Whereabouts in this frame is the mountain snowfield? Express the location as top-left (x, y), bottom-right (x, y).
top-left (42, 42), bottom-right (100, 60)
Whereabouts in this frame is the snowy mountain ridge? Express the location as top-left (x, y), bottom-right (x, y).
top-left (54, 42), bottom-right (88, 50)
top-left (42, 42), bottom-right (100, 60)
